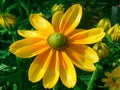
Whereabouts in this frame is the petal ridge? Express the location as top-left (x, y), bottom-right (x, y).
top-left (60, 4), bottom-right (82, 35)
top-left (28, 49), bottom-right (54, 82)
top-left (69, 28), bottom-right (105, 44)
top-left (43, 50), bottom-right (59, 88)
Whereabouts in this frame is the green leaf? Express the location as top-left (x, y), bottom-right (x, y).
top-left (5, 4), bottom-right (17, 13)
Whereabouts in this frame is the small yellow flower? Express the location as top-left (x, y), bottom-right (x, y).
top-left (97, 18), bottom-right (111, 31)
top-left (93, 42), bottom-right (109, 59)
top-left (52, 4), bottom-right (64, 13)
top-left (9, 4), bottom-right (105, 88)
top-left (107, 23), bottom-right (120, 42)
top-left (0, 14), bottom-right (17, 28)
top-left (102, 66), bottom-right (120, 90)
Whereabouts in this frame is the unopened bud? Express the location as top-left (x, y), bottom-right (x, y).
top-left (107, 23), bottom-right (120, 42)
top-left (93, 42), bottom-right (109, 59)
top-left (52, 4), bottom-right (64, 13)
top-left (97, 18), bottom-right (111, 31)
top-left (0, 14), bottom-right (17, 28)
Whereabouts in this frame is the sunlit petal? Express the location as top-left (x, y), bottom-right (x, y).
top-left (60, 4), bottom-right (82, 35)
top-left (28, 49), bottom-right (54, 82)
top-left (69, 28), bottom-right (105, 44)
top-left (65, 44), bottom-right (99, 71)
top-left (18, 30), bottom-right (47, 39)
top-left (52, 11), bottom-right (64, 32)
top-left (30, 14), bottom-right (54, 34)
top-left (10, 38), bottom-right (41, 53)
top-left (43, 51), bottom-right (59, 89)
top-left (60, 51), bottom-right (76, 88)
top-left (10, 38), bottom-right (50, 58)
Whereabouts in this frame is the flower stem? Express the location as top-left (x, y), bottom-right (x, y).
top-left (11, 30), bottom-right (23, 90)
top-left (16, 57), bottom-right (23, 90)
top-left (87, 64), bottom-right (103, 90)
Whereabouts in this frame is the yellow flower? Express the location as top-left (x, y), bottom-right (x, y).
top-left (102, 66), bottom-right (120, 90)
top-left (93, 42), bottom-right (109, 59)
top-left (9, 4), bottom-right (105, 89)
top-left (0, 14), bottom-right (17, 28)
top-left (107, 23), bottom-right (120, 42)
top-left (97, 18), bottom-right (111, 31)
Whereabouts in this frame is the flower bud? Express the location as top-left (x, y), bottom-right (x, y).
top-left (97, 18), bottom-right (111, 31)
top-left (93, 42), bottom-right (109, 59)
top-left (0, 14), bottom-right (17, 28)
top-left (107, 23), bottom-right (120, 42)
top-left (52, 4), bottom-right (64, 13)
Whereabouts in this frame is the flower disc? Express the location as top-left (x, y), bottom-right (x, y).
top-left (48, 32), bottom-right (67, 49)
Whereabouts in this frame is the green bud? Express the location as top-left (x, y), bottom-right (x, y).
top-left (93, 42), bottom-right (109, 59)
top-left (52, 4), bottom-right (64, 13)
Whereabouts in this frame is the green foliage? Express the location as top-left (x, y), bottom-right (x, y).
top-left (0, 0), bottom-right (120, 90)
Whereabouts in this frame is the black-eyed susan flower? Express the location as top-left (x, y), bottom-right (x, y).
top-left (107, 23), bottom-right (120, 42)
top-left (9, 4), bottom-right (105, 89)
top-left (0, 14), bottom-right (17, 28)
top-left (93, 42), bottom-right (109, 59)
top-left (102, 66), bottom-right (120, 90)
top-left (97, 18), bottom-right (111, 31)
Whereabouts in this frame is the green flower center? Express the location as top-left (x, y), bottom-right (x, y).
top-left (48, 32), bottom-right (67, 49)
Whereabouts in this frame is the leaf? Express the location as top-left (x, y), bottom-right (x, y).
top-left (0, 63), bottom-right (17, 75)
top-left (5, 4), bottom-right (17, 13)
top-left (0, 49), bottom-right (10, 59)
top-left (16, 0), bottom-right (29, 16)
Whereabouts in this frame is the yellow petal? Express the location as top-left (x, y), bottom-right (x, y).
top-left (109, 87), bottom-right (116, 90)
top-left (10, 38), bottom-right (41, 53)
top-left (116, 78), bottom-right (120, 85)
top-left (18, 30), bottom-right (47, 39)
top-left (102, 78), bottom-right (108, 83)
top-left (60, 4), bottom-right (82, 35)
top-left (43, 51), bottom-right (59, 89)
top-left (30, 14), bottom-right (54, 34)
top-left (104, 72), bottom-right (113, 77)
top-left (65, 44), bottom-right (99, 71)
top-left (9, 38), bottom-right (49, 58)
top-left (112, 66), bottom-right (120, 78)
top-left (59, 51), bottom-right (76, 88)
top-left (28, 49), bottom-right (54, 82)
top-left (69, 28), bottom-right (105, 44)
top-left (52, 11), bottom-right (64, 32)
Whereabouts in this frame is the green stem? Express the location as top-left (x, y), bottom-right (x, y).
top-left (11, 30), bottom-right (23, 90)
top-left (87, 64), bottom-right (103, 90)
top-left (16, 58), bottom-right (23, 90)
top-left (5, 4), bottom-right (17, 13)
